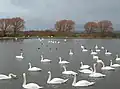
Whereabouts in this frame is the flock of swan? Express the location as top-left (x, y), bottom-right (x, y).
top-left (1, 38), bottom-right (120, 89)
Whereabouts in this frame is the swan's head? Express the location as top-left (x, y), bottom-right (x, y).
top-left (94, 63), bottom-right (97, 66)
top-left (48, 71), bottom-right (51, 74)
top-left (23, 73), bottom-right (25, 76)
top-left (110, 60), bottom-right (112, 62)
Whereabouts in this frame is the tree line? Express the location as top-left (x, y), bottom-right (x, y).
top-left (0, 17), bottom-right (24, 37)
top-left (55, 20), bottom-right (113, 34)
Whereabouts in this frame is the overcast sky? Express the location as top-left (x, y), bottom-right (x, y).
top-left (0, 0), bottom-right (120, 30)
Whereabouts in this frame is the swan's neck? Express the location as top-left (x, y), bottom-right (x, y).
top-left (81, 62), bottom-right (83, 66)
top-left (23, 74), bottom-right (26, 86)
top-left (29, 63), bottom-right (32, 69)
top-left (21, 53), bottom-right (23, 56)
top-left (8, 73), bottom-right (13, 78)
top-left (116, 55), bottom-right (119, 58)
top-left (72, 75), bottom-right (76, 86)
top-left (47, 73), bottom-right (51, 83)
top-left (93, 64), bottom-right (96, 73)
top-left (110, 60), bottom-right (113, 66)
top-left (101, 61), bottom-right (105, 67)
top-left (63, 66), bottom-right (67, 71)
top-left (41, 56), bottom-right (44, 60)
top-left (59, 57), bottom-right (62, 62)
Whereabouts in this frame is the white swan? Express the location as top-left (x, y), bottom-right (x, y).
top-left (97, 60), bottom-right (115, 71)
top-left (72, 74), bottom-right (95, 87)
top-left (69, 49), bottom-right (73, 55)
top-left (115, 54), bottom-right (120, 61)
top-left (28, 63), bottom-right (42, 72)
top-left (62, 66), bottom-right (77, 75)
top-left (110, 60), bottom-right (120, 67)
top-left (22, 73), bottom-right (43, 89)
top-left (0, 73), bottom-right (17, 80)
top-left (80, 62), bottom-right (90, 69)
top-left (40, 55), bottom-right (51, 63)
top-left (59, 57), bottom-right (69, 64)
top-left (82, 48), bottom-right (88, 52)
top-left (47, 71), bottom-right (68, 84)
top-left (78, 67), bottom-right (93, 74)
top-left (89, 63), bottom-right (106, 78)
top-left (16, 53), bottom-right (24, 59)
top-left (105, 50), bottom-right (112, 55)
top-left (90, 50), bottom-right (97, 55)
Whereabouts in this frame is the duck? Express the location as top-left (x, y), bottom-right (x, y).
top-left (80, 62), bottom-right (90, 69)
top-left (115, 54), bottom-right (120, 61)
top-left (78, 67), bottom-right (93, 74)
top-left (22, 73), bottom-right (43, 89)
top-left (59, 57), bottom-right (70, 64)
top-left (69, 49), bottom-right (73, 55)
top-left (28, 62), bottom-right (42, 72)
top-left (47, 71), bottom-right (68, 84)
top-left (16, 53), bottom-right (24, 59)
top-left (72, 74), bottom-right (95, 87)
top-left (62, 66), bottom-right (77, 75)
top-left (0, 73), bottom-right (17, 80)
top-left (40, 55), bottom-right (51, 63)
top-left (105, 50), bottom-right (112, 55)
top-left (110, 60), bottom-right (120, 68)
top-left (89, 63), bottom-right (106, 78)
top-left (97, 60), bottom-right (115, 71)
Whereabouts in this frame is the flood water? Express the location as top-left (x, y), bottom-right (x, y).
top-left (0, 38), bottom-right (120, 89)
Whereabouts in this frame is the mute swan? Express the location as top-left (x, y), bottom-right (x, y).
top-left (89, 63), bottom-right (106, 78)
top-left (110, 60), bottom-right (120, 67)
top-left (40, 55), bottom-right (51, 63)
top-left (72, 74), bottom-right (95, 87)
top-left (80, 62), bottom-right (90, 69)
top-left (97, 60), bottom-right (115, 71)
top-left (59, 57), bottom-right (69, 64)
top-left (105, 50), bottom-right (112, 55)
top-left (28, 63), bottom-right (42, 72)
top-left (115, 54), bottom-right (120, 61)
top-left (62, 66), bottom-right (77, 75)
top-left (82, 48), bottom-right (88, 52)
top-left (78, 67), bottom-right (93, 74)
top-left (69, 49), bottom-right (73, 55)
top-left (90, 50), bottom-right (97, 55)
top-left (16, 53), bottom-right (24, 59)
top-left (0, 73), bottom-right (17, 80)
top-left (22, 73), bottom-right (43, 89)
top-left (47, 71), bottom-right (68, 84)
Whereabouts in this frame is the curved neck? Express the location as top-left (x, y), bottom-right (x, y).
top-left (47, 72), bottom-right (51, 83)
top-left (105, 50), bottom-right (107, 53)
top-left (72, 75), bottom-right (76, 86)
top-left (8, 73), bottom-right (13, 78)
top-left (29, 63), bottom-right (32, 69)
top-left (63, 66), bottom-right (67, 71)
top-left (101, 61), bottom-right (105, 67)
top-left (23, 74), bottom-right (26, 86)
